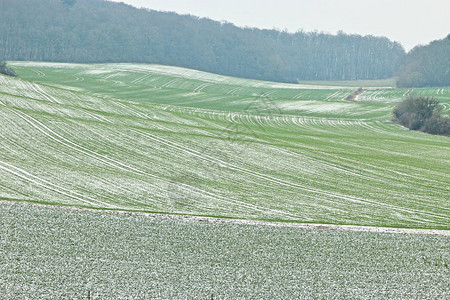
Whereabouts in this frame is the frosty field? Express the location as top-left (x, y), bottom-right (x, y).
top-left (1, 62), bottom-right (449, 229)
top-left (1, 201), bottom-right (449, 299)
top-left (1, 62), bottom-right (449, 298)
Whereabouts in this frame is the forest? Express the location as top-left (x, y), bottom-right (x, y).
top-left (396, 35), bottom-right (450, 88)
top-left (0, 0), bottom-right (406, 83)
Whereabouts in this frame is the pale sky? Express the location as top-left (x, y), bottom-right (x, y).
top-left (109, 0), bottom-right (450, 51)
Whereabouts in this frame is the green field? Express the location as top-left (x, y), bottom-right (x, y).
top-left (1, 62), bottom-right (449, 298)
top-left (1, 62), bottom-right (449, 230)
top-left (1, 201), bottom-right (449, 298)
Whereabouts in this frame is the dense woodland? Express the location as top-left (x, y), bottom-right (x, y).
top-left (0, 0), bottom-right (406, 82)
top-left (396, 35), bottom-right (450, 88)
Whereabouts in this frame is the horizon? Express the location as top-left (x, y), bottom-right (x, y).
top-left (109, 0), bottom-right (450, 51)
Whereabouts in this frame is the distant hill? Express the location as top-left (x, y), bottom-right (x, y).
top-left (396, 35), bottom-right (450, 87)
top-left (0, 0), bottom-right (405, 82)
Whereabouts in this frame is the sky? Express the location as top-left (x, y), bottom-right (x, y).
top-left (109, 0), bottom-right (450, 51)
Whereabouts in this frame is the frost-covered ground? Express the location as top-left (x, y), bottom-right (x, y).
top-left (0, 201), bottom-right (449, 299)
top-left (1, 63), bottom-right (449, 298)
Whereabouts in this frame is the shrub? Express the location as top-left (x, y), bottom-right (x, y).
top-left (393, 96), bottom-right (448, 136)
top-left (422, 115), bottom-right (450, 135)
top-left (0, 61), bottom-right (17, 77)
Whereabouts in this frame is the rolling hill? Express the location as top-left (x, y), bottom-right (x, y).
top-left (1, 62), bottom-right (449, 230)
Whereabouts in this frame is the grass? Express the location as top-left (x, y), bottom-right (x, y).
top-left (1, 201), bottom-right (449, 299)
top-left (0, 62), bottom-right (449, 229)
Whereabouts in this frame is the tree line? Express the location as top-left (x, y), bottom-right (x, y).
top-left (396, 35), bottom-right (450, 88)
top-left (1, 0), bottom-right (447, 87)
top-left (0, 0), bottom-right (405, 83)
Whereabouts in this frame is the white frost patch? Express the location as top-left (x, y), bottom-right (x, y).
top-left (47, 84), bottom-right (85, 92)
top-left (83, 69), bottom-right (114, 75)
top-left (9, 61), bottom-right (88, 69)
top-left (277, 101), bottom-right (358, 113)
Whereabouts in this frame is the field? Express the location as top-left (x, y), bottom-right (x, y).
top-left (1, 62), bottom-right (449, 298)
top-left (1, 62), bottom-right (449, 230)
top-left (1, 201), bottom-right (449, 299)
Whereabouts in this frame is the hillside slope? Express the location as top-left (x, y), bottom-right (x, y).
top-left (1, 62), bottom-right (449, 229)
